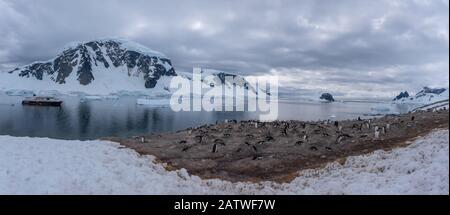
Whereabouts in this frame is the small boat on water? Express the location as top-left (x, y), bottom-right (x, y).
top-left (22, 97), bottom-right (63, 107)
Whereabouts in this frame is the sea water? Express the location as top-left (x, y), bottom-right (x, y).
top-left (0, 94), bottom-right (408, 140)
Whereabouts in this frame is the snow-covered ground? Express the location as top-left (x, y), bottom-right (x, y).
top-left (0, 130), bottom-right (448, 195)
top-left (0, 70), bottom-right (174, 97)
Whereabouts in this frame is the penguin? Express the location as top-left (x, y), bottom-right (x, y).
top-left (386, 123), bottom-right (390, 131)
top-left (182, 146), bottom-right (191, 152)
top-left (358, 117), bottom-right (362, 121)
top-left (214, 139), bottom-right (225, 146)
top-left (295, 140), bottom-right (304, 146)
top-left (374, 127), bottom-right (380, 140)
top-left (252, 155), bottom-right (263, 160)
top-left (411, 116), bottom-right (415, 121)
top-left (212, 143), bottom-right (218, 153)
top-left (334, 121), bottom-right (339, 127)
top-left (141, 137), bottom-right (146, 144)
top-left (252, 145), bottom-right (258, 152)
top-left (195, 135), bottom-right (203, 143)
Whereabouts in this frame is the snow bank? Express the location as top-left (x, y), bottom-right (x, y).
top-left (137, 98), bottom-right (170, 107)
top-left (0, 71), bottom-right (175, 97)
top-left (0, 130), bottom-right (448, 195)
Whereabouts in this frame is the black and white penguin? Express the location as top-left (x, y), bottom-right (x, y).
top-left (212, 144), bottom-right (218, 153)
top-left (374, 126), bottom-right (380, 139)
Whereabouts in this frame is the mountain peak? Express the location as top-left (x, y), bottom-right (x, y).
top-left (62, 38), bottom-right (166, 58)
top-left (10, 39), bottom-right (176, 88)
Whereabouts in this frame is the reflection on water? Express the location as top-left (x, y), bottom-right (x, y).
top-left (0, 94), bottom-right (406, 140)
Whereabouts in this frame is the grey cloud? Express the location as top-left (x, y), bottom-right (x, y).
top-left (0, 0), bottom-right (448, 96)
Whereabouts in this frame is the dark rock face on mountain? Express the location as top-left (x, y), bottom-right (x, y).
top-left (393, 91), bottom-right (410, 101)
top-left (199, 70), bottom-right (260, 93)
top-left (9, 39), bottom-right (176, 88)
top-left (215, 72), bottom-right (237, 84)
top-left (320, 93), bottom-right (335, 102)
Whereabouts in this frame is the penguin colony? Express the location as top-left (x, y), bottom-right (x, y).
top-left (114, 109), bottom-right (449, 183)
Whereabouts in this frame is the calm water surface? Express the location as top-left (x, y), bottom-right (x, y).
top-left (0, 94), bottom-right (408, 140)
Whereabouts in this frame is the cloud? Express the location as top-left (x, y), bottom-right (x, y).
top-left (0, 0), bottom-right (448, 96)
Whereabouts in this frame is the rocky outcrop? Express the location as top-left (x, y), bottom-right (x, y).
top-left (320, 93), bottom-right (335, 102)
top-left (393, 91), bottom-right (410, 101)
top-left (9, 39), bottom-right (176, 88)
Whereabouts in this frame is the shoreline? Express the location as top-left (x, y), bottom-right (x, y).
top-left (1, 129), bottom-right (448, 194)
top-left (106, 110), bottom-right (449, 183)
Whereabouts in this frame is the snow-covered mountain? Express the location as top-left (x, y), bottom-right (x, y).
top-left (394, 87), bottom-right (449, 104)
top-left (7, 39), bottom-right (176, 90)
top-left (392, 87), bottom-right (449, 112)
top-left (0, 39), bottom-right (269, 97)
top-left (178, 68), bottom-right (268, 96)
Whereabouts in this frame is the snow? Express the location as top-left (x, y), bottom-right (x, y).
top-left (0, 70), bottom-right (177, 97)
top-left (4, 89), bottom-right (34, 96)
top-left (108, 38), bottom-right (167, 58)
top-left (63, 38), bottom-right (167, 58)
top-left (83, 95), bottom-right (104, 101)
top-left (137, 98), bottom-right (170, 107)
top-left (394, 88), bottom-right (449, 112)
top-left (0, 130), bottom-right (448, 195)
top-left (0, 38), bottom-right (176, 97)
top-left (369, 103), bottom-right (401, 115)
top-left (370, 105), bottom-right (391, 112)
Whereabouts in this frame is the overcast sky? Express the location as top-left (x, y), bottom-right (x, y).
top-left (0, 0), bottom-right (448, 97)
